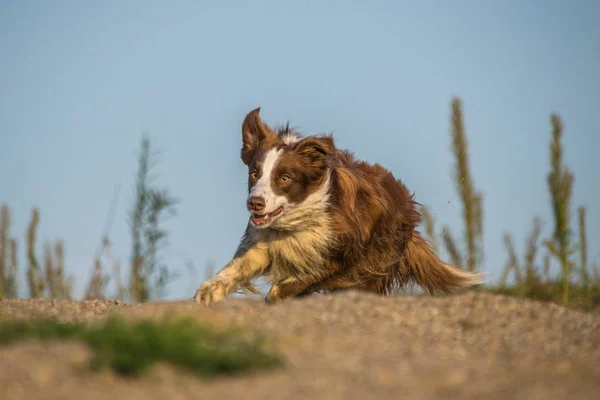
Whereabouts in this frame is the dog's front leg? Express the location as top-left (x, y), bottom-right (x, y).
top-left (194, 246), bottom-right (270, 306)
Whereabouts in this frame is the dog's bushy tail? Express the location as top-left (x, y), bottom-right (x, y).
top-left (401, 232), bottom-right (486, 294)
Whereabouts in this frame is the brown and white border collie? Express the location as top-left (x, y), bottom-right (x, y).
top-left (194, 108), bottom-right (486, 305)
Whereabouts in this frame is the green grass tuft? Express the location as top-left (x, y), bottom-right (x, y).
top-left (485, 281), bottom-right (600, 312)
top-left (0, 316), bottom-right (282, 377)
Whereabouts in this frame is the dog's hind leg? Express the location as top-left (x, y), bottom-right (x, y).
top-left (265, 278), bottom-right (314, 305)
top-left (294, 274), bottom-right (357, 298)
top-left (267, 273), bottom-right (356, 304)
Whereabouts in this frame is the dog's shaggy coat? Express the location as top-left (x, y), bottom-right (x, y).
top-left (194, 108), bottom-right (485, 305)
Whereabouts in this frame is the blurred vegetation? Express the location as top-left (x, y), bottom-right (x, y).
top-left (0, 204), bottom-right (18, 298)
top-left (0, 316), bottom-right (282, 378)
top-left (440, 98), bottom-right (484, 273)
top-left (43, 240), bottom-right (73, 300)
top-left (1, 99), bottom-right (598, 312)
top-left (420, 98), bottom-right (599, 312)
top-left (84, 235), bottom-right (112, 301)
top-left (128, 134), bottom-right (179, 303)
top-left (26, 208), bottom-right (47, 298)
top-left (544, 114), bottom-right (578, 304)
top-left (1, 134), bottom-right (180, 304)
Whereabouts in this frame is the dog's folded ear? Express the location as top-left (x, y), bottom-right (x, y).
top-left (294, 135), bottom-right (336, 168)
top-left (241, 107), bottom-right (277, 165)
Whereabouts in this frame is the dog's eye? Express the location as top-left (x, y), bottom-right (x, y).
top-left (250, 170), bottom-right (258, 179)
top-left (281, 174), bottom-right (291, 183)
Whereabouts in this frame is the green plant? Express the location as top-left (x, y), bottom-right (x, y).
top-left (419, 205), bottom-right (439, 255)
top-left (0, 204), bottom-right (18, 298)
top-left (499, 233), bottom-right (522, 288)
top-left (499, 217), bottom-right (543, 295)
top-left (0, 316), bottom-right (282, 378)
top-left (416, 99), bottom-right (599, 312)
top-left (578, 206), bottom-right (590, 293)
top-left (129, 134), bottom-right (179, 303)
top-left (544, 114), bottom-right (577, 304)
top-left (85, 256), bottom-right (110, 301)
top-left (0, 204), bottom-right (7, 298)
top-left (26, 208), bottom-right (45, 299)
top-left (43, 240), bottom-right (73, 300)
top-left (6, 238), bottom-right (18, 298)
top-left (441, 98), bottom-right (484, 273)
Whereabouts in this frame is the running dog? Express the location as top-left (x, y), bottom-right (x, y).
top-left (194, 108), bottom-right (485, 305)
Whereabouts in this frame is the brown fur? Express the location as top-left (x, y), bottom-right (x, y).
top-left (194, 108), bottom-right (485, 305)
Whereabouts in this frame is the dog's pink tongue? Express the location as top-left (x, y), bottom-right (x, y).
top-left (252, 215), bottom-right (268, 224)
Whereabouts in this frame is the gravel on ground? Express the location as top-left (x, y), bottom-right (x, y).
top-left (1, 291), bottom-right (599, 400)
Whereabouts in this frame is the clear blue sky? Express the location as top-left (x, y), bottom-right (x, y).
top-left (1, 0), bottom-right (599, 300)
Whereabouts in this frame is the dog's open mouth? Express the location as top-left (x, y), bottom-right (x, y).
top-left (251, 207), bottom-right (284, 227)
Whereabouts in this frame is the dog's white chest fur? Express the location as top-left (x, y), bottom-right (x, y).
top-left (252, 221), bottom-right (333, 284)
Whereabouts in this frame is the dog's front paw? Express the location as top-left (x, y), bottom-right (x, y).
top-left (194, 279), bottom-right (227, 306)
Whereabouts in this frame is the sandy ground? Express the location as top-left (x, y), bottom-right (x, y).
top-left (1, 291), bottom-right (599, 400)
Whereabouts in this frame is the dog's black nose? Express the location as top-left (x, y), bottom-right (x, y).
top-left (247, 196), bottom-right (265, 212)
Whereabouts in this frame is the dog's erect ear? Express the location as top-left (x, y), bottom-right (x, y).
top-left (241, 107), bottom-right (276, 165)
top-left (294, 135), bottom-right (336, 168)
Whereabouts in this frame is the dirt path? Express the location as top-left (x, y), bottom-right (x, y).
top-left (1, 291), bottom-right (599, 400)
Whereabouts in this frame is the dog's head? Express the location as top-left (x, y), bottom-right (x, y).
top-left (240, 107), bottom-right (335, 229)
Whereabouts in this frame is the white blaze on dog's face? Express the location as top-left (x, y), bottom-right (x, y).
top-left (246, 148), bottom-right (288, 227)
top-left (240, 108), bottom-right (335, 229)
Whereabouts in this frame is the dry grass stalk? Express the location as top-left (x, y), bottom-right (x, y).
top-left (26, 208), bottom-right (45, 298)
top-left (441, 226), bottom-right (463, 270)
top-left (128, 135), bottom-right (179, 303)
top-left (43, 240), bottom-right (73, 300)
top-left (544, 114), bottom-right (577, 304)
top-left (0, 204), bottom-right (9, 298)
top-left (500, 233), bottom-right (522, 287)
top-left (524, 217), bottom-right (543, 285)
top-left (578, 206), bottom-right (589, 291)
top-left (6, 239), bottom-right (18, 298)
top-left (420, 205), bottom-right (439, 255)
top-left (444, 98), bottom-right (484, 272)
top-left (0, 205), bottom-right (18, 298)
